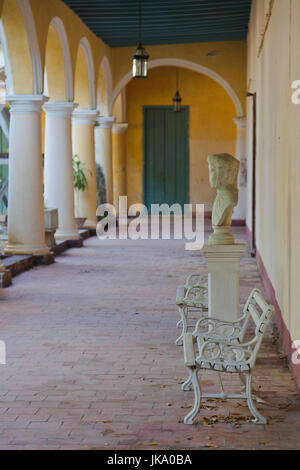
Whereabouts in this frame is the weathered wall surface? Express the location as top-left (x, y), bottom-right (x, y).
top-left (126, 66), bottom-right (236, 208)
top-left (247, 0), bottom-right (300, 382)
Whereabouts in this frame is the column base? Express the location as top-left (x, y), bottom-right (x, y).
top-left (83, 219), bottom-right (97, 230)
top-left (4, 244), bottom-right (50, 256)
top-left (208, 225), bottom-right (235, 245)
top-left (55, 229), bottom-right (80, 241)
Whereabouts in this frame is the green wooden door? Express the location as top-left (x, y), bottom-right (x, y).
top-left (143, 106), bottom-right (189, 210)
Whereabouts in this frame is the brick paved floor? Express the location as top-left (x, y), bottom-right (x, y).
top-left (0, 224), bottom-right (299, 450)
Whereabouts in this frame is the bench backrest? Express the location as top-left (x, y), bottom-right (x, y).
top-left (240, 288), bottom-right (275, 367)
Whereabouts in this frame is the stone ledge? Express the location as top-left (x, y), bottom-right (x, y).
top-left (0, 269), bottom-right (12, 288)
top-left (0, 229), bottom-right (96, 287)
top-left (2, 254), bottom-right (34, 277)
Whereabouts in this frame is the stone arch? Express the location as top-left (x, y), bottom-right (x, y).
top-left (74, 37), bottom-right (96, 109)
top-left (44, 17), bottom-right (73, 102)
top-left (97, 55), bottom-right (112, 115)
top-left (0, 0), bottom-right (41, 95)
top-left (110, 58), bottom-right (243, 117)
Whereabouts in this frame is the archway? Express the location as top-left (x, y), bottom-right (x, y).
top-left (74, 37), bottom-right (96, 110)
top-left (72, 37), bottom-right (97, 228)
top-left (110, 58), bottom-right (243, 118)
top-left (97, 56), bottom-right (112, 115)
top-left (44, 17), bottom-right (73, 102)
top-left (43, 17), bottom-right (79, 241)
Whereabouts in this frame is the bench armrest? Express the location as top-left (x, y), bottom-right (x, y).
top-left (183, 286), bottom-right (208, 305)
top-left (185, 274), bottom-right (207, 289)
top-left (194, 314), bottom-right (247, 339)
top-left (183, 333), bottom-right (196, 367)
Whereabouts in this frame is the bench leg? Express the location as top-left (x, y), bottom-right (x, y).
top-left (182, 366), bottom-right (193, 391)
top-left (246, 372), bottom-right (267, 425)
top-left (184, 367), bottom-right (201, 425)
top-left (175, 306), bottom-right (187, 346)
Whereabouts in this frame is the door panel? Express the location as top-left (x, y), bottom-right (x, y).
top-left (143, 106), bottom-right (189, 210)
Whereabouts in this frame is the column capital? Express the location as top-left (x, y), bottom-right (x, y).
top-left (72, 108), bottom-right (99, 125)
top-left (43, 101), bottom-right (78, 118)
top-left (112, 123), bottom-right (128, 135)
top-left (233, 116), bottom-right (246, 128)
top-left (6, 94), bottom-right (49, 113)
top-left (97, 115), bottom-right (115, 128)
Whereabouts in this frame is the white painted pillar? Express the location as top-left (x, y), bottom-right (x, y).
top-left (72, 109), bottom-right (98, 229)
top-left (233, 116), bottom-right (247, 222)
top-left (44, 102), bottom-right (80, 240)
top-left (94, 116), bottom-right (115, 205)
top-left (112, 123), bottom-right (128, 207)
top-left (5, 95), bottom-right (50, 256)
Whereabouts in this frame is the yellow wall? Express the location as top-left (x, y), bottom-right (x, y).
top-left (29, 0), bottom-right (112, 95)
top-left (126, 66), bottom-right (236, 207)
top-left (247, 0), bottom-right (300, 347)
top-left (1, 0), bottom-right (33, 93)
top-left (112, 41), bottom-right (246, 116)
top-left (45, 25), bottom-right (66, 101)
top-left (0, 0), bottom-right (113, 99)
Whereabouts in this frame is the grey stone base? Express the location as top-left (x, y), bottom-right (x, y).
top-left (0, 269), bottom-right (12, 288)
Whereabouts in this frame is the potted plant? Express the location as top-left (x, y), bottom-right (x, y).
top-left (73, 154), bottom-right (89, 229)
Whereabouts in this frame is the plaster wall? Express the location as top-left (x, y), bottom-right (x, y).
top-left (247, 0), bottom-right (300, 347)
top-left (125, 66), bottom-right (236, 208)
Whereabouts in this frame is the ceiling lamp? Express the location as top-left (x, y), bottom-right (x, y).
top-left (132, 0), bottom-right (149, 78)
top-left (173, 68), bottom-right (182, 112)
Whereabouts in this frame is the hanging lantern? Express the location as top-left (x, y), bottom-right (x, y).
top-left (132, 0), bottom-right (149, 78)
top-left (173, 91), bottom-right (182, 112)
top-left (132, 42), bottom-right (149, 78)
top-left (173, 68), bottom-right (182, 112)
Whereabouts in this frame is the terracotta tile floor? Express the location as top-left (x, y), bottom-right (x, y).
top-left (0, 224), bottom-right (299, 450)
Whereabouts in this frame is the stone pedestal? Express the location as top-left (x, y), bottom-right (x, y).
top-left (202, 243), bottom-right (246, 321)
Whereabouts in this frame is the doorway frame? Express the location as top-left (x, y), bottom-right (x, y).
top-left (142, 105), bottom-right (190, 209)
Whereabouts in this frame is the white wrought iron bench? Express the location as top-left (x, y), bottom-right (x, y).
top-left (182, 288), bottom-right (275, 425)
top-left (175, 274), bottom-right (208, 346)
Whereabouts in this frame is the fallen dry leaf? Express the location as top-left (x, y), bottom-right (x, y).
top-left (149, 442), bottom-right (157, 446)
top-left (101, 429), bottom-right (114, 436)
top-left (102, 420), bottom-right (113, 423)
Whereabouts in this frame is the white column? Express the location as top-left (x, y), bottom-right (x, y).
top-left (94, 116), bottom-right (115, 204)
top-left (72, 109), bottom-right (98, 229)
top-left (5, 95), bottom-right (50, 256)
top-left (44, 102), bottom-right (80, 240)
top-left (112, 123), bottom-right (128, 207)
top-left (233, 116), bottom-right (247, 222)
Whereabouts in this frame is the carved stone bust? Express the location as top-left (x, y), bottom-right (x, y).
top-left (207, 153), bottom-right (240, 245)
